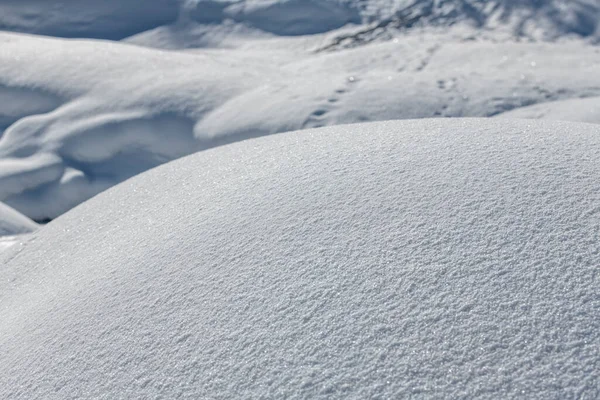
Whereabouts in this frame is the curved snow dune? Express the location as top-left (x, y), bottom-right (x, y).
top-left (0, 201), bottom-right (37, 237)
top-left (495, 96), bottom-right (600, 124)
top-left (2, 31), bottom-right (600, 221)
top-left (2, 119), bottom-right (599, 399)
top-left (0, 32), bottom-right (263, 220)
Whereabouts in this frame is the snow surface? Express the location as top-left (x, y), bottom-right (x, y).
top-left (496, 96), bottom-right (600, 124)
top-left (1, 119), bottom-right (599, 399)
top-left (0, 0), bottom-right (179, 40)
top-left (2, 0), bottom-right (599, 42)
top-left (0, 201), bottom-right (37, 237)
top-left (2, 29), bottom-right (600, 221)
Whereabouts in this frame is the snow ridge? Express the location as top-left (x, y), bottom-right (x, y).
top-left (0, 201), bottom-right (37, 237)
top-left (1, 119), bottom-right (598, 399)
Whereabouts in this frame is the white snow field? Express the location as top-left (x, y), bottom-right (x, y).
top-left (1, 29), bottom-right (600, 221)
top-left (1, 119), bottom-right (599, 399)
top-left (496, 96), bottom-right (600, 124)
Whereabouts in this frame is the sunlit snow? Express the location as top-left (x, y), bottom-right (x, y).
top-left (1, 119), bottom-right (598, 399)
top-left (1, 3), bottom-right (600, 397)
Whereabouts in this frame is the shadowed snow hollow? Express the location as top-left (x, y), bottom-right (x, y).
top-left (0, 201), bottom-right (37, 237)
top-left (496, 96), bottom-right (600, 124)
top-left (0, 0), bottom-right (179, 40)
top-left (1, 119), bottom-right (598, 399)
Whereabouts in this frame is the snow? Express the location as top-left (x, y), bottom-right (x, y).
top-left (2, 1), bottom-right (599, 42)
top-left (0, 199), bottom-right (37, 252)
top-left (2, 29), bottom-right (600, 221)
top-left (496, 96), bottom-right (600, 124)
top-left (0, 200), bottom-right (37, 237)
top-left (1, 119), bottom-right (599, 399)
top-left (0, 0), bottom-right (179, 40)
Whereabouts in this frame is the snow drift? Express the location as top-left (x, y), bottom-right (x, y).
top-left (1, 0), bottom-right (599, 42)
top-left (496, 96), bottom-right (600, 124)
top-left (0, 201), bottom-right (37, 237)
top-left (0, 0), bottom-right (179, 40)
top-left (1, 119), bottom-right (598, 399)
top-left (2, 31), bottom-right (600, 221)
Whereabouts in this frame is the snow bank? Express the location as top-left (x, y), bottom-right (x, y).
top-left (0, 32), bottom-right (260, 220)
top-left (496, 96), bottom-right (600, 124)
top-left (0, 200), bottom-right (36, 252)
top-left (219, 0), bottom-right (360, 35)
top-left (0, 201), bottom-right (37, 237)
top-left (2, 31), bottom-right (600, 221)
top-left (1, 119), bottom-right (599, 399)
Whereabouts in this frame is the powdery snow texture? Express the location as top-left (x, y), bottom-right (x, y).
top-left (1, 119), bottom-right (598, 399)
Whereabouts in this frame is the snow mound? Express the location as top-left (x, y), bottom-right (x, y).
top-left (0, 201), bottom-right (37, 237)
top-left (356, 0), bottom-right (600, 41)
top-left (1, 119), bottom-right (599, 399)
top-left (496, 96), bottom-right (600, 124)
top-left (2, 31), bottom-right (600, 221)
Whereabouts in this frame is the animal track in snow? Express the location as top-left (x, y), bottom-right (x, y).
top-left (303, 78), bottom-right (358, 129)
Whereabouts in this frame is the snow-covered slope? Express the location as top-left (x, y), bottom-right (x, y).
top-left (0, 0), bottom-right (179, 40)
top-left (2, 30), bottom-right (600, 221)
top-left (496, 96), bottom-right (600, 124)
top-left (0, 32), bottom-right (261, 220)
top-left (1, 119), bottom-right (599, 399)
top-left (0, 200), bottom-right (37, 253)
top-left (0, 201), bottom-right (37, 237)
top-left (2, 0), bottom-right (599, 43)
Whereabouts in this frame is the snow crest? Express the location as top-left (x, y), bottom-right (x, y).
top-left (1, 1), bottom-right (599, 42)
top-left (0, 201), bottom-right (37, 237)
top-left (1, 119), bottom-right (599, 399)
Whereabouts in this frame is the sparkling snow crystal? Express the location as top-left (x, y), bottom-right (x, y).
top-left (1, 119), bottom-right (598, 399)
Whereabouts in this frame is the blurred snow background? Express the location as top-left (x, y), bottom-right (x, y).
top-left (2, 119), bottom-right (599, 399)
top-left (0, 0), bottom-right (599, 222)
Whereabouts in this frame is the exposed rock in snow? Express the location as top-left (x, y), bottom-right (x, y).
top-left (1, 119), bottom-right (599, 399)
